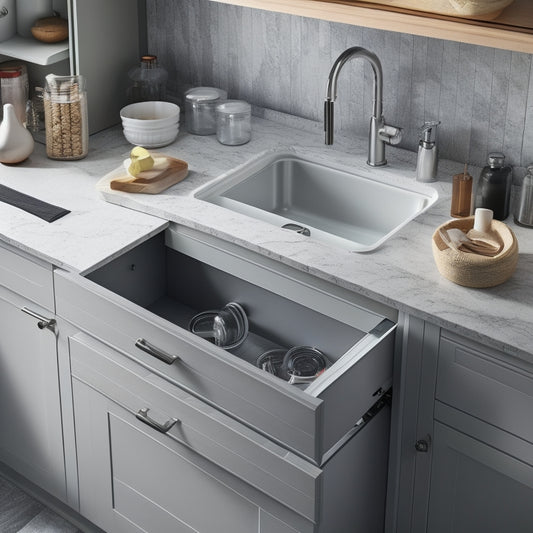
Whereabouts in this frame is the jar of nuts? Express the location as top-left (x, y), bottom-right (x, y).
top-left (44, 74), bottom-right (88, 160)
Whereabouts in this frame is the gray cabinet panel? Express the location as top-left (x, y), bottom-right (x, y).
top-left (437, 334), bottom-right (533, 444)
top-left (70, 333), bottom-right (320, 522)
top-left (427, 421), bottom-right (533, 533)
top-left (70, 0), bottom-right (141, 133)
top-left (0, 243), bottom-right (53, 309)
top-left (0, 287), bottom-right (65, 501)
top-left (74, 378), bottom-right (259, 533)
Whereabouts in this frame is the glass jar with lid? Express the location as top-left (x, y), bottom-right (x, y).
top-left (0, 62), bottom-right (28, 126)
top-left (184, 86), bottom-right (227, 135)
top-left (216, 100), bottom-right (251, 146)
top-left (43, 74), bottom-right (88, 160)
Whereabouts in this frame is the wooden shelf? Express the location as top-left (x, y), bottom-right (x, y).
top-left (212, 0), bottom-right (533, 53)
top-left (0, 35), bottom-right (69, 66)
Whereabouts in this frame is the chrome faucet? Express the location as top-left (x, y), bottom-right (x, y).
top-left (324, 47), bottom-right (402, 167)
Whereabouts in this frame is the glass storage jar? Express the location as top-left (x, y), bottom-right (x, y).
top-left (184, 87), bottom-right (226, 135)
top-left (44, 74), bottom-right (88, 160)
top-left (216, 100), bottom-right (251, 146)
top-left (0, 62), bottom-right (28, 126)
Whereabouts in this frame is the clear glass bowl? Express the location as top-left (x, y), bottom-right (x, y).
top-left (189, 302), bottom-right (248, 350)
top-left (283, 346), bottom-right (329, 385)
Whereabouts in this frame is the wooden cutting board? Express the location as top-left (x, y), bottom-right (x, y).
top-left (109, 156), bottom-right (188, 194)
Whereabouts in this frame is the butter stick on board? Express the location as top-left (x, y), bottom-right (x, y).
top-left (110, 157), bottom-right (188, 194)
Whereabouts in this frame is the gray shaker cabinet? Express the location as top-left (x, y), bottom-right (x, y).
top-left (0, 242), bottom-right (66, 502)
top-left (389, 318), bottom-right (533, 533)
top-left (56, 224), bottom-right (397, 532)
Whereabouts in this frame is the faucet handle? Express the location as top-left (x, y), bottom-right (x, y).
top-left (324, 99), bottom-right (335, 145)
top-left (379, 124), bottom-right (402, 145)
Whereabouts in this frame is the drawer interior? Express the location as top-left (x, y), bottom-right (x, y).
top-left (86, 232), bottom-right (368, 377)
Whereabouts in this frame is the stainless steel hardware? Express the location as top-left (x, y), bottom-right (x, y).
top-left (324, 46), bottom-right (402, 167)
top-left (282, 223), bottom-right (311, 236)
top-left (136, 407), bottom-right (178, 434)
top-left (135, 338), bottom-right (180, 365)
top-left (21, 307), bottom-right (56, 331)
top-left (415, 437), bottom-right (431, 453)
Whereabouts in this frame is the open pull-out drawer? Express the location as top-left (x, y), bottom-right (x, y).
top-left (55, 225), bottom-right (396, 464)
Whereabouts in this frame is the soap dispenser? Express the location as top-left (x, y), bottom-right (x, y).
top-left (416, 121), bottom-right (440, 183)
top-left (474, 152), bottom-right (512, 220)
top-left (515, 164), bottom-right (533, 227)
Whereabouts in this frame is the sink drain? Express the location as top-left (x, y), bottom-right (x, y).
top-left (282, 223), bottom-right (311, 236)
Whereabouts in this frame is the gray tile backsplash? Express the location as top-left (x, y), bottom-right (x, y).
top-left (146, 0), bottom-right (533, 170)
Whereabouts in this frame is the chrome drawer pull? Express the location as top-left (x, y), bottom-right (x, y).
top-left (135, 338), bottom-right (179, 365)
top-left (21, 306), bottom-right (56, 331)
top-left (136, 408), bottom-right (178, 434)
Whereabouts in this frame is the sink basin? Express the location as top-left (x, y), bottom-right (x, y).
top-left (195, 152), bottom-right (438, 252)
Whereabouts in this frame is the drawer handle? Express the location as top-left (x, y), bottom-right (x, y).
top-left (21, 307), bottom-right (56, 331)
top-left (136, 408), bottom-right (178, 434)
top-left (135, 338), bottom-right (180, 365)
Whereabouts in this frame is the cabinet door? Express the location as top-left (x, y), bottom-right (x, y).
top-left (427, 422), bottom-right (533, 533)
top-left (0, 290), bottom-right (65, 501)
top-left (73, 378), bottom-right (266, 533)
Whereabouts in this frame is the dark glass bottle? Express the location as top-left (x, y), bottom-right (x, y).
top-left (474, 152), bottom-right (512, 220)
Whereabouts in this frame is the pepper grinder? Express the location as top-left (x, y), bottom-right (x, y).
top-left (416, 121), bottom-right (440, 182)
top-left (515, 164), bottom-right (533, 227)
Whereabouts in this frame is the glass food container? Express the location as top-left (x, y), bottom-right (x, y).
top-left (44, 74), bottom-right (88, 160)
top-left (184, 86), bottom-right (226, 135)
top-left (216, 100), bottom-right (251, 146)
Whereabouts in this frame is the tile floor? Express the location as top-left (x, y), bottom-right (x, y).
top-left (0, 476), bottom-right (81, 533)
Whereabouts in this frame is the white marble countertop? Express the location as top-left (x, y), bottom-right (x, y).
top-left (1, 112), bottom-right (532, 364)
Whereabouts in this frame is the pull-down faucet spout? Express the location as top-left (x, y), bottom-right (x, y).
top-left (324, 46), bottom-right (402, 167)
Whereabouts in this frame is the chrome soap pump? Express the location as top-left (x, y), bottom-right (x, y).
top-left (416, 121), bottom-right (440, 183)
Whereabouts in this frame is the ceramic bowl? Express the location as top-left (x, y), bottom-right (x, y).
top-left (120, 101), bottom-right (180, 147)
top-left (122, 123), bottom-right (179, 148)
top-left (120, 101), bottom-right (180, 127)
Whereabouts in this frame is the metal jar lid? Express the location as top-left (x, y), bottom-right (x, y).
top-left (216, 100), bottom-right (251, 117)
top-left (185, 86), bottom-right (226, 103)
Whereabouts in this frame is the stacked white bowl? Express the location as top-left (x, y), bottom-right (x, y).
top-left (120, 101), bottom-right (180, 148)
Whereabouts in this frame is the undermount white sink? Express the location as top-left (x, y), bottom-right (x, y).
top-left (195, 152), bottom-right (438, 252)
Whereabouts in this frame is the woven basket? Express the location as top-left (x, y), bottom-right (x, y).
top-left (432, 217), bottom-right (518, 288)
top-left (361, 0), bottom-right (515, 19)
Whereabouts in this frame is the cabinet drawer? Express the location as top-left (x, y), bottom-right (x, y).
top-left (0, 242), bottom-right (53, 310)
top-left (70, 332), bottom-right (320, 524)
top-left (437, 333), bottom-right (533, 443)
top-left (56, 226), bottom-right (395, 464)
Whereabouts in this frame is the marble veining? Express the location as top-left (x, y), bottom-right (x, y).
top-left (1, 111), bottom-right (532, 364)
top-left (93, 115), bottom-right (533, 364)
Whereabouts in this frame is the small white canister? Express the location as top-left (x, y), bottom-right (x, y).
top-left (16, 0), bottom-right (53, 38)
top-left (216, 100), bottom-right (251, 146)
top-left (0, 0), bottom-right (16, 42)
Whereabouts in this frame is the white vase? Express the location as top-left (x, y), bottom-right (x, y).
top-left (0, 103), bottom-right (34, 163)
